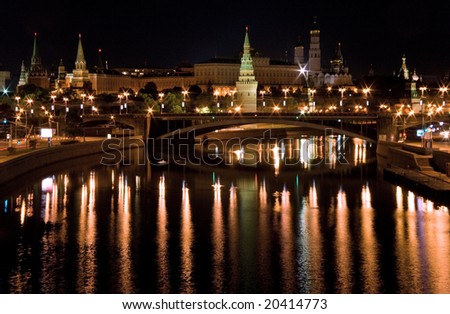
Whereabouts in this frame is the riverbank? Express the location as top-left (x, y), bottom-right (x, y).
top-left (0, 137), bottom-right (145, 187)
top-left (377, 140), bottom-right (450, 201)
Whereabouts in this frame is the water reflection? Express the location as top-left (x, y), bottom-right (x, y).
top-left (212, 177), bottom-right (225, 292)
top-left (180, 180), bottom-right (195, 293)
top-left (360, 183), bottom-right (380, 293)
top-left (77, 171), bottom-right (97, 293)
top-left (221, 135), bottom-right (370, 174)
top-left (156, 175), bottom-right (170, 293)
top-left (1, 144), bottom-right (449, 293)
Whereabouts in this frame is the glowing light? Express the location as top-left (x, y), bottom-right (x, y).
top-left (212, 178), bottom-right (224, 191)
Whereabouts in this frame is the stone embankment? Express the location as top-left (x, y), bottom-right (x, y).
top-left (377, 141), bottom-right (450, 201)
top-left (0, 138), bottom-right (145, 187)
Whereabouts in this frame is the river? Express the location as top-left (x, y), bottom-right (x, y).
top-left (0, 135), bottom-right (449, 293)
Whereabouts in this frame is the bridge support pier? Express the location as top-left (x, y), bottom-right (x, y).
top-left (377, 115), bottom-right (397, 142)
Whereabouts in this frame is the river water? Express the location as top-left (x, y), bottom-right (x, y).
top-left (0, 135), bottom-right (449, 293)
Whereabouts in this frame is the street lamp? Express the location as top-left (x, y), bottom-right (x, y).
top-left (439, 86), bottom-right (447, 107)
top-left (260, 90), bottom-right (266, 99)
top-left (63, 97), bottom-right (69, 111)
top-left (363, 88), bottom-right (370, 107)
top-left (118, 94), bottom-right (124, 114)
top-left (338, 87), bottom-right (345, 112)
top-left (25, 98), bottom-right (33, 135)
top-left (14, 96), bottom-right (20, 114)
top-left (50, 95), bottom-right (56, 113)
top-left (181, 90), bottom-right (188, 112)
top-left (418, 86), bottom-right (427, 147)
top-left (309, 88), bottom-right (316, 111)
top-left (158, 92), bottom-right (164, 114)
top-left (123, 91), bottom-right (129, 114)
top-left (282, 88), bottom-right (289, 99)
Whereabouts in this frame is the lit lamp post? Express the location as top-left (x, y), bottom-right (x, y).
top-left (123, 91), bottom-right (129, 114)
top-left (88, 95), bottom-right (94, 113)
top-left (80, 93), bottom-right (86, 115)
top-left (230, 89), bottom-right (237, 107)
top-left (363, 88), bottom-right (370, 108)
top-left (260, 90), bottom-right (266, 107)
top-left (63, 97), bottom-right (69, 114)
top-left (182, 90), bottom-right (188, 112)
top-left (309, 88), bottom-right (316, 111)
top-left (25, 98), bottom-right (33, 135)
top-left (118, 94), bottom-right (124, 114)
top-left (338, 87), bottom-right (345, 112)
top-left (282, 88), bottom-right (289, 107)
top-left (50, 95), bottom-right (56, 113)
top-left (14, 96), bottom-right (20, 112)
top-left (439, 86), bottom-right (447, 108)
top-left (110, 115), bottom-right (116, 137)
top-left (159, 92), bottom-right (164, 114)
top-left (419, 86), bottom-right (427, 146)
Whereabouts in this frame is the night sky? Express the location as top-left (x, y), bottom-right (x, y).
top-left (1, 0), bottom-right (449, 80)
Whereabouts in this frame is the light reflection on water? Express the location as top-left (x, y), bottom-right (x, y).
top-left (1, 139), bottom-right (449, 293)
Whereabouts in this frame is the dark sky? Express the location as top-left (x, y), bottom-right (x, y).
top-left (1, 0), bottom-right (449, 80)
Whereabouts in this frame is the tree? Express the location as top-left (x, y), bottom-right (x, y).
top-left (144, 96), bottom-right (159, 112)
top-left (163, 92), bottom-right (183, 113)
top-left (188, 85), bottom-right (202, 98)
top-left (65, 109), bottom-right (83, 138)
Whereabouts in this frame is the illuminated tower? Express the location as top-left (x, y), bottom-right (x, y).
top-left (56, 59), bottom-right (67, 90)
top-left (71, 34), bottom-right (90, 89)
top-left (398, 54), bottom-right (410, 80)
top-left (236, 27), bottom-right (258, 112)
top-left (17, 60), bottom-right (27, 87)
top-left (308, 17), bottom-right (321, 73)
top-left (330, 43), bottom-right (344, 74)
top-left (294, 36), bottom-right (305, 65)
top-left (27, 33), bottom-right (49, 88)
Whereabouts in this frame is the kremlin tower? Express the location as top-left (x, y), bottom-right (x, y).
top-left (25, 33), bottom-right (49, 89)
top-left (71, 34), bottom-right (90, 89)
top-left (236, 27), bottom-right (258, 112)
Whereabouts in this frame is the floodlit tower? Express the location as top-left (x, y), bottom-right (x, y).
top-left (26, 33), bottom-right (49, 88)
top-left (294, 36), bottom-right (305, 65)
top-left (236, 27), bottom-right (258, 112)
top-left (71, 34), bottom-right (90, 89)
top-left (17, 60), bottom-right (27, 87)
top-left (308, 17), bottom-right (321, 73)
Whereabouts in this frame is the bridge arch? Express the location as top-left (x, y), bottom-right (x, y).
top-left (82, 114), bottom-right (147, 136)
top-left (157, 118), bottom-right (375, 143)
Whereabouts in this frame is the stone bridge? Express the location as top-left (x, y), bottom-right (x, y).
top-left (82, 112), bottom-right (400, 142)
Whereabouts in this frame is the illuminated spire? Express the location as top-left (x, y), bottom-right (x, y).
top-left (30, 32), bottom-right (44, 74)
top-left (236, 27), bottom-right (258, 112)
top-left (97, 48), bottom-right (104, 69)
top-left (75, 34), bottom-right (86, 70)
top-left (18, 60), bottom-right (27, 87)
top-left (239, 26), bottom-right (254, 75)
top-left (72, 34), bottom-right (89, 88)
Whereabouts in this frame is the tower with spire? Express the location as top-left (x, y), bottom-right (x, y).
top-left (398, 54), bottom-right (410, 80)
top-left (71, 34), bottom-right (90, 89)
top-left (56, 59), bottom-right (67, 90)
top-left (26, 33), bottom-right (49, 88)
top-left (294, 36), bottom-right (305, 65)
top-left (308, 17), bottom-right (321, 73)
top-left (330, 43), bottom-right (344, 74)
top-left (236, 27), bottom-right (258, 112)
top-left (17, 60), bottom-right (27, 88)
